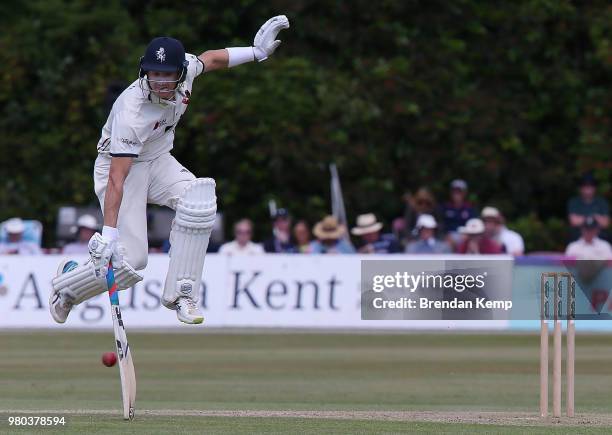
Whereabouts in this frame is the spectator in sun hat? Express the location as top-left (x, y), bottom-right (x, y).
top-left (351, 213), bottom-right (401, 254)
top-left (310, 215), bottom-right (355, 254)
top-left (565, 216), bottom-right (612, 260)
top-left (263, 208), bottom-right (297, 253)
top-left (405, 214), bottom-right (451, 254)
top-left (481, 206), bottom-right (525, 256)
top-left (0, 218), bottom-right (43, 255)
top-left (456, 218), bottom-right (503, 254)
top-left (62, 214), bottom-right (100, 255)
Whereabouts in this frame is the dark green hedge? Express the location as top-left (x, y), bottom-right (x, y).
top-left (1, 0), bottom-right (610, 250)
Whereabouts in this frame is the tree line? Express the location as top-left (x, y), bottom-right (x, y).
top-left (0, 0), bottom-right (609, 250)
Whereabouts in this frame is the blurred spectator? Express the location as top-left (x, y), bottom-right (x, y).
top-left (395, 187), bottom-right (439, 245)
top-left (219, 219), bottom-right (264, 255)
top-left (310, 215), bottom-right (355, 254)
top-left (351, 213), bottom-right (401, 254)
top-left (440, 179), bottom-right (477, 245)
top-left (0, 218), bottom-right (42, 255)
top-left (160, 212), bottom-right (223, 253)
top-left (567, 173), bottom-right (609, 241)
top-left (565, 216), bottom-right (612, 260)
top-left (405, 214), bottom-right (451, 254)
top-left (263, 208), bottom-right (297, 253)
top-left (481, 207), bottom-right (525, 256)
top-left (391, 217), bottom-right (407, 248)
top-left (62, 214), bottom-right (99, 255)
top-left (293, 220), bottom-right (313, 253)
top-left (456, 218), bottom-right (503, 254)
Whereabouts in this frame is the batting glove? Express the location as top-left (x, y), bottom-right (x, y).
top-left (253, 15), bottom-right (290, 62)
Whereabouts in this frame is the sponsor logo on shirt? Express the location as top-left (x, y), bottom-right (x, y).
top-left (120, 137), bottom-right (138, 147)
top-left (182, 90), bottom-right (191, 105)
top-left (153, 119), bottom-right (167, 131)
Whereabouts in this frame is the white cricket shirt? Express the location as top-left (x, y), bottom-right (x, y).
top-left (97, 53), bottom-right (204, 161)
top-left (565, 237), bottom-right (612, 260)
top-left (218, 241), bottom-right (265, 255)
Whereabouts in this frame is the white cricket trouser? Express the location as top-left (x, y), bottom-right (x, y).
top-left (94, 152), bottom-right (196, 270)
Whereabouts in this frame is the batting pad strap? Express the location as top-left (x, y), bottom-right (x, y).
top-left (226, 47), bottom-right (255, 68)
top-left (114, 261), bottom-right (144, 290)
top-left (51, 262), bottom-right (107, 306)
top-left (163, 178), bottom-right (216, 308)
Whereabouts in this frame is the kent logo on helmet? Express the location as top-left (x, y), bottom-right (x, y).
top-left (139, 37), bottom-right (189, 101)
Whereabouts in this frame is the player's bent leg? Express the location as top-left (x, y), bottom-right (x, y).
top-left (108, 238), bottom-right (145, 290)
top-left (50, 259), bottom-right (106, 323)
top-left (162, 178), bottom-right (216, 324)
top-left (114, 260), bottom-right (144, 290)
top-left (49, 251), bottom-right (143, 323)
top-left (49, 259), bottom-right (79, 323)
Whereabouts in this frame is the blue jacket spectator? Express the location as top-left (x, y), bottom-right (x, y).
top-left (263, 208), bottom-right (297, 253)
top-left (405, 214), bottom-right (451, 254)
top-left (310, 215), bottom-right (355, 254)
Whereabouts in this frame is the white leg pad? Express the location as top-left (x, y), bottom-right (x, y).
top-left (114, 261), bottom-right (144, 290)
top-left (51, 262), bottom-right (107, 306)
top-left (163, 178), bottom-right (216, 308)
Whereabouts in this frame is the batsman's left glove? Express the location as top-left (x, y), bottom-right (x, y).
top-left (253, 15), bottom-right (290, 61)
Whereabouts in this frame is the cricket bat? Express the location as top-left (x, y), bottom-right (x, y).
top-left (106, 263), bottom-right (136, 420)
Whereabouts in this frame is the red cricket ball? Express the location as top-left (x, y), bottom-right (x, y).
top-left (102, 352), bottom-right (117, 367)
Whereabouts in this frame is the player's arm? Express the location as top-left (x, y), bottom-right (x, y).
top-left (198, 49), bottom-right (229, 72)
top-left (594, 214), bottom-right (610, 228)
top-left (84, 156), bottom-right (132, 269)
top-left (197, 15), bottom-right (290, 73)
top-left (103, 156), bottom-right (133, 230)
top-left (568, 213), bottom-right (585, 227)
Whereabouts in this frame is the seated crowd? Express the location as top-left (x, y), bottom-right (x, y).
top-left (211, 176), bottom-right (610, 259)
top-left (1, 176), bottom-right (610, 259)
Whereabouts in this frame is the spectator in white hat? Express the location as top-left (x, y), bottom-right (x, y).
top-left (456, 218), bottom-right (503, 254)
top-left (62, 214), bottom-right (100, 255)
top-left (351, 213), bottom-right (401, 254)
top-left (219, 219), bottom-right (264, 255)
top-left (0, 218), bottom-right (42, 255)
top-left (405, 214), bottom-right (451, 254)
top-left (481, 206), bottom-right (525, 256)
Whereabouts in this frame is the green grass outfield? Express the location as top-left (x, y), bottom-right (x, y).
top-left (1, 331), bottom-right (612, 433)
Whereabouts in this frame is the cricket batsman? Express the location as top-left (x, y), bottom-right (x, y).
top-left (50, 15), bottom-right (290, 324)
